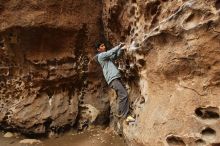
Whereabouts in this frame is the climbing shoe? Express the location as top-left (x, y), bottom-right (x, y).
top-left (125, 115), bottom-right (135, 123)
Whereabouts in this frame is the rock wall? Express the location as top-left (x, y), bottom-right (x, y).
top-left (0, 0), bottom-right (111, 135)
top-left (1, 0), bottom-right (220, 145)
top-left (103, 0), bottom-right (220, 145)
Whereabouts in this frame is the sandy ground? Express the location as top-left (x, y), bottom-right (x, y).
top-left (0, 128), bottom-right (127, 146)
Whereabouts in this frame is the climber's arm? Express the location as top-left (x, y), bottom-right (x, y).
top-left (98, 43), bottom-right (124, 61)
top-left (110, 48), bottom-right (123, 60)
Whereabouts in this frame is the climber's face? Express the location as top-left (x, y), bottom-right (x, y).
top-left (97, 43), bottom-right (106, 52)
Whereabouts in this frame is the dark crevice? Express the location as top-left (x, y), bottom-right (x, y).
top-left (0, 122), bottom-right (48, 139)
top-left (43, 118), bottom-right (53, 133)
top-left (215, 0), bottom-right (220, 10)
top-left (0, 36), bottom-right (4, 48)
top-left (185, 14), bottom-right (195, 23)
top-left (0, 4), bottom-right (4, 13)
top-left (145, 1), bottom-right (161, 19)
top-left (195, 139), bottom-right (206, 145)
top-left (46, 88), bottom-right (54, 99)
top-left (195, 107), bottom-right (219, 119)
top-left (75, 24), bottom-right (88, 56)
top-left (139, 96), bottom-right (145, 104)
top-left (166, 135), bottom-right (186, 146)
top-left (151, 1), bottom-right (160, 16)
top-left (132, 0), bottom-right (136, 3)
top-left (129, 6), bottom-right (136, 17)
top-left (137, 59), bottom-right (146, 67)
top-left (201, 127), bottom-right (216, 136)
top-left (97, 16), bottom-right (113, 51)
top-left (107, 0), bottom-right (126, 39)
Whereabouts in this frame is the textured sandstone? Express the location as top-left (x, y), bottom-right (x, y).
top-left (102, 0), bottom-right (220, 145)
top-left (0, 0), bottom-right (110, 135)
top-left (1, 0), bottom-right (220, 146)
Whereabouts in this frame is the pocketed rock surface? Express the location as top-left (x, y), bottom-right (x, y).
top-left (1, 0), bottom-right (220, 146)
top-left (102, 0), bottom-right (220, 145)
top-left (0, 0), bottom-right (110, 135)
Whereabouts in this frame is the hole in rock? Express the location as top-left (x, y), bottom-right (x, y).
top-left (195, 139), bottom-right (206, 145)
top-left (135, 12), bottom-right (140, 18)
top-left (0, 37), bottom-right (4, 47)
top-left (44, 118), bottom-right (53, 131)
top-left (127, 25), bottom-right (132, 35)
top-left (215, 0), bottom-right (220, 10)
top-left (132, 0), bottom-right (136, 3)
top-left (155, 28), bottom-right (159, 31)
top-left (137, 59), bottom-right (146, 67)
top-left (151, 1), bottom-right (160, 15)
top-left (46, 89), bottom-right (54, 98)
top-left (79, 96), bottom-right (84, 100)
top-left (201, 127), bottom-right (216, 141)
top-left (9, 32), bottom-right (13, 37)
top-left (150, 17), bottom-right (159, 29)
top-left (144, 25), bottom-right (148, 31)
top-left (129, 6), bottom-right (136, 16)
top-left (195, 107), bottom-right (219, 119)
top-left (0, 4), bottom-right (3, 13)
top-left (144, 1), bottom-right (161, 18)
top-left (185, 14), bottom-right (195, 23)
top-left (201, 127), bottom-right (216, 136)
top-left (139, 97), bottom-right (145, 104)
top-left (130, 28), bottom-right (135, 34)
top-left (166, 135), bottom-right (186, 146)
top-left (212, 143), bottom-right (220, 146)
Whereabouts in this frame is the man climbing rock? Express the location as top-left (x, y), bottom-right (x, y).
top-left (95, 41), bottom-right (135, 124)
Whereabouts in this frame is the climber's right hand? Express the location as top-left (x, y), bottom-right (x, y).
top-left (118, 42), bottom-right (125, 48)
top-left (121, 45), bottom-right (127, 50)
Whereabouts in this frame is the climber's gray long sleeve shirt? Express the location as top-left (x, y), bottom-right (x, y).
top-left (97, 45), bottom-right (122, 84)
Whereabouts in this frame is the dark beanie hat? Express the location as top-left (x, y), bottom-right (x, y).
top-left (94, 41), bottom-right (103, 49)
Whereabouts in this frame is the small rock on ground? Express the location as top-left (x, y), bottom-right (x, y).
top-left (3, 132), bottom-right (14, 138)
top-left (19, 139), bottom-right (42, 144)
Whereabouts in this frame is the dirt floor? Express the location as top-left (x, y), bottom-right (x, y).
top-left (0, 128), bottom-right (127, 146)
